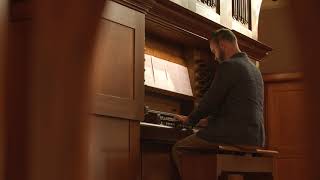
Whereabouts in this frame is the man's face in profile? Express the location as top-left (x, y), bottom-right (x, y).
top-left (209, 40), bottom-right (225, 61)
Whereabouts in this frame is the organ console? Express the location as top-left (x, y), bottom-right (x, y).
top-left (141, 1), bottom-right (272, 180)
top-left (143, 108), bottom-right (188, 129)
top-left (141, 107), bottom-right (194, 145)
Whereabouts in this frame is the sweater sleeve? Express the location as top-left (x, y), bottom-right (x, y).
top-left (187, 62), bottom-right (235, 126)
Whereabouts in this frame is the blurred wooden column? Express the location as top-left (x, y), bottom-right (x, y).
top-left (291, 0), bottom-right (320, 180)
top-left (16, 0), bottom-right (103, 180)
top-left (0, 0), bottom-right (7, 179)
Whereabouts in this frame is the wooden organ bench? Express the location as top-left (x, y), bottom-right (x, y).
top-left (179, 145), bottom-right (278, 180)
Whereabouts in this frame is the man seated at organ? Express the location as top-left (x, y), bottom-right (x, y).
top-left (172, 28), bottom-right (265, 175)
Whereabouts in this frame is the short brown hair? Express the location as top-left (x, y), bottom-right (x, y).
top-left (210, 28), bottom-right (237, 43)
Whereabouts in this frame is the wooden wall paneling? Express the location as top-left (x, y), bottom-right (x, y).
top-left (6, 0), bottom-right (105, 180)
top-left (145, 35), bottom-right (186, 66)
top-left (263, 73), bottom-right (303, 83)
top-left (266, 83), bottom-right (306, 180)
top-left (0, 0), bottom-right (7, 178)
top-left (266, 82), bottom-right (306, 157)
top-left (181, 154), bottom-right (217, 180)
top-left (90, 116), bottom-right (142, 180)
top-left (263, 73), bottom-right (303, 147)
top-left (144, 86), bottom-right (195, 115)
top-left (10, 1), bottom-right (32, 21)
top-left (129, 120), bottom-right (141, 180)
top-left (264, 73), bottom-right (306, 180)
top-left (290, 2), bottom-right (320, 179)
top-left (142, 143), bottom-right (178, 180)
top-left (90, 115), bottom-right (130, 180)
top-left (95, 19), bottom-right (134, 99)
top-left (275, 158), bottom-right (307, 180)
top-left (90, 1), bottom-right (146, 180)
top-left (6, 19), bottom-right (31, 180)
top-left (144, 93), bottom-right (181, 114)
top-left (28, 0), bottom-right (105, 179)
top-left (93, 1), bottom-right (145, 121)
top-left (88, 117), bottom-right (142, 180)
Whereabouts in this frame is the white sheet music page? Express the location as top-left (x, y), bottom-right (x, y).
top-left (165, 61), bottom-right (193, 96)
top-left (144, 54), bottom-right (155, 87)
top-left (151, 56), bottom-right (170, 90)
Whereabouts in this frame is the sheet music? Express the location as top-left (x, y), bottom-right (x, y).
top-left (151, 56), bottom-right (170, 90)
top-left (144, 55), bottom-right (193, 96)
top-left (144, 54), bottom-right (155, 87)
top-left (165, 61), bottom-right (193, 96)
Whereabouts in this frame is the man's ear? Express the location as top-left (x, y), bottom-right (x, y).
top-left (218, 40), bottom-right (226, 49)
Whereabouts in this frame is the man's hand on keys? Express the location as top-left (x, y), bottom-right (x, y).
top-left (196, 118), bottom-right (208, 128)
top-left (174, 115), bottom-right (189, 124)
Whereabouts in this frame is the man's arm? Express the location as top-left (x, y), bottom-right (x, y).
top-left (186, 62), bottom-right (236, 126)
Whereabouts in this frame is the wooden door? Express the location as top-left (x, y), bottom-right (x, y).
top-left (92, 1), bottom-right (144, 120)
top-left (90, 1), bottom-right (144, 180)
top-left (265, 76), bottom-right (307, 180)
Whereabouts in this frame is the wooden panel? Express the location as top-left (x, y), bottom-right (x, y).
top-left (145, 35), bottom-right (186, 66)
top-left (290, 2), bottom-right (320, 179)
top-left (263, 73), bottom-right (303, 83)
top-left (142, 149), bottom-right (175, 180)
top-left (92, 1), bottom-right (144, 121)
top-left (181, 154), bottom-right (217, 180)
top-left (266, 82), bottom-right (306, 157)
top-left (90, 115), bottom-right (130, 180)
top-left (90, 116), bottom-right (141, 180)
top-left (264, 77), bottom-right (306, 180)
top-left (275, 158), bottom-right (307, 180)
top-left (10, 1), bottom-right (32, 21)
top-left (90, 2), bottom-right (144, 180)
top-left (12, 1), bottom-right (105, 180)
top-left (141, 126), bottom-right (193, 180)
top-left (142, 143), bottom-right (179, 180)
top-left (5, 20), bottom-right (31, 180)
top-left (94, 20), bottom-right (134, 100)
top-left (0, 0), bottom-right (5, 177)
top-left (6, 2), bottom-right (146, 180)
top-left (145, 93), bottom-right (181, 114)
top-left (129, 120), bottom-right (141, 180)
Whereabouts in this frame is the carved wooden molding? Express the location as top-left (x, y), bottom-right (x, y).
top-left (263, 72), bottom-right (304, 83)
top-left (146, 0), bottom-right (272, 61)
top-left (10, 0), bottom-right (155, 21)
top-left (111, 0), bottom-right (155, 14)
top-left (11, 0), bottom-right (272, 61)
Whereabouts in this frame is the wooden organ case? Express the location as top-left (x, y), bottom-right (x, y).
top-left (141, 1), bottom-right (272, 180)
top-left (8, 0), bottom-right (271, 180)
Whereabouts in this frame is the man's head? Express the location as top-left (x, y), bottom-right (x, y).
top-left (209, 28), bottom-right (240, 61)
